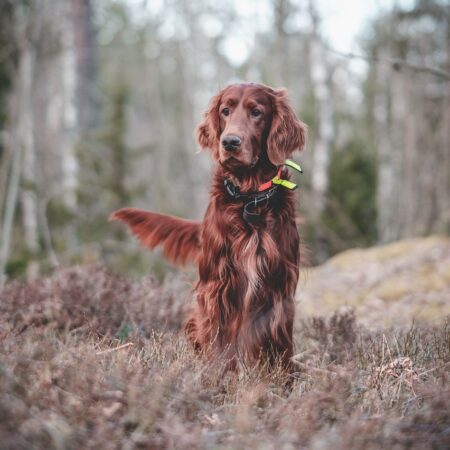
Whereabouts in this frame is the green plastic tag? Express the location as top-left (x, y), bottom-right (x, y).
top-left (272, 178), bottom-right (297, 190)
top-left (285, 159), bottom-right (303, 173)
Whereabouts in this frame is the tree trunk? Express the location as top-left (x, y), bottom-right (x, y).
top-left (374, 48), bottom-right (396, 244)
top-left (19, 37), bottom-right (39, 254)
top-left (70, 0), bottom-right (100, 134)
top-left (0, 136), bottom-right (12, 227)
top-left (308, 2), bottom-right (334, 262)
top-left (273, 0), bottom-right (289, 86)
top-left (0, 132), bottom-right (21, 284)
top-left (61, 1), bottom-right (79, 209)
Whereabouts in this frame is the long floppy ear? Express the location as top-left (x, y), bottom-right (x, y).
top-left (195, 91), bottom-right (222, 159)
top-left (267, 89), bottom-right (307, 166)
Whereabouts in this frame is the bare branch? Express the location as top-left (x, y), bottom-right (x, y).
top-left (326, 46), bottom-right (450, 81)
top-left (96, 343), bottom-right (135, 356)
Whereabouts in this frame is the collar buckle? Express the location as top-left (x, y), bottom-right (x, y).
top-left (223, 159), bottom-right (303, 224)
top-left (224, 178), bottom-right (239, 198)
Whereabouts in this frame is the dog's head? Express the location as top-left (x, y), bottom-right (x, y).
top-left (196, 83), bottom-right (307, 169)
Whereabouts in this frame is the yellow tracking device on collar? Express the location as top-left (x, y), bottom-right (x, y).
top-left (270, 159), bottom-right (303, 190)
top-left (284, 159), bottom-right (303, 173)
top-left (272, 177), bottom-right (297, 190)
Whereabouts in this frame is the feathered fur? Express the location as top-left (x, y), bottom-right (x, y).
top-left (111, 83), bottom-right (307, 373)
top-left (110, 208), bottom-right (201, 265)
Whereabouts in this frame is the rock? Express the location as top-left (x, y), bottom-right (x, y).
top-left (297, 236), bottom-right (450, 327)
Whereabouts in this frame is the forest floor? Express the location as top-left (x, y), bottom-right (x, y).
top-left (0, 237), bottom-right (449, 449)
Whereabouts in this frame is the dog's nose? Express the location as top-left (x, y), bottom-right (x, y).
top-left (222, 135), bottom-right (242, 151)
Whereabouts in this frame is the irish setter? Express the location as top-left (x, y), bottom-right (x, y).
top-left (111, 83), bottom-right (306, 372)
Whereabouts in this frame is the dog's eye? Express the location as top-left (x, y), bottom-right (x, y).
top-left (222, 108), bottom-right (230, 116)
top-left (251, 109), bottom-right (262, 117)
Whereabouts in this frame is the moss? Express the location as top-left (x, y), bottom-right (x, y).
top-left (298, 237), bottom-right (450, 326)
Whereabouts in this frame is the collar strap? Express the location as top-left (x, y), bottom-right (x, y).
top-left (224, 178), bottom-right (279, 202)
top-left (224, 159), bottom-right (303, 224)
top-left (224, 178), bottom-right (279, 223)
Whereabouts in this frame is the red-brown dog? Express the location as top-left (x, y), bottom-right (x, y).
top-left (111, 82), bottom-right (306, 372)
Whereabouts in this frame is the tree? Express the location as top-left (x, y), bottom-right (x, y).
top-left (365, 0), bottom-right (450, 242)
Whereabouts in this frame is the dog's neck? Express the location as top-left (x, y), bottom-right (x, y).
top-left (216, 159), bottom-right (279, 193)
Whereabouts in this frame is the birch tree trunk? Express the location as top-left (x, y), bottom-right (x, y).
top-left (0, 136), bottom-right (12, 227)
top-left (61, 1), bottom-right (78, 210)
top-left (19, 39), bottom-right (39, 255)
top-left (0, 22), bottom-right (38, 280)
top-left (0, 4), bottom-right (40, 281)
top-left (68, 0), bottom-right (99, 245)
top-left (70, 0), bottom-right (100, 134)
top-left (0, 131), bottom-right (21, 284)
top-left (308, 2), bottom-right (334, 262)
top-left (273, 0), bottom-right (289, 87)
top-left (375, 53), bottom-right (399, 244)
top-left (310, 39), bottom-right (333, 214)
top-left (373, 7), bottom-right (450, 243)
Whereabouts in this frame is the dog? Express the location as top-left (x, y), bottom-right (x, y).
top-left (111, 82), bottom-right (307, 372)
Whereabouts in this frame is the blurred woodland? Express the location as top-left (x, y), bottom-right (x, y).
top-left (0, 0), bottom-right (449, 282)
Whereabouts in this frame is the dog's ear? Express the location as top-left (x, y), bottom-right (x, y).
top-left (196, 91), bottom-right (222, 159)
top-left (267, 89), bottom-right (307, 166)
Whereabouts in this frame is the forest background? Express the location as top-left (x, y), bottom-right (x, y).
top-left (0, 0), bottom-right (449, 282)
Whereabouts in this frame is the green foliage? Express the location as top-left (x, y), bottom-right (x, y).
top-left (322, 136), bottom-right (377, 253)
top-left (299, 87), bottom-right (317, 138)
top-left (4, 258), bottom-right (28, 278)
top-left (75, 76), bottom-right (132, 260)
top-left (0, 2), bottom-right (17, 156)
top-left (46, 200), bottom-right (77, 228)
top-left (117, 322), bottom-right (135, 342)
top-left (103, 80), bottom-right (131, 206)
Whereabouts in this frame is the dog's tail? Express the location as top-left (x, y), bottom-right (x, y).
top-left (110, 208), bottom-right (201, 265)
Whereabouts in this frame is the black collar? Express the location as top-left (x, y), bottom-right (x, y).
top-left (222, 159), bottom-right (302, 224)
top-left (224, 178), bottom-right (279, 224)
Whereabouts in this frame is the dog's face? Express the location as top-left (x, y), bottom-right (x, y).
top-left (197, 83), bottom-right (307, 168)
top-left (216, 84), bottom-right (273, 168)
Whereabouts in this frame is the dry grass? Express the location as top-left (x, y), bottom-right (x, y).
top-left (0, 265), bottom-right (449, 449)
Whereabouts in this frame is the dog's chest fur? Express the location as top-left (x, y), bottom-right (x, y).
top-left (199, 197), bottom-right (286, 309)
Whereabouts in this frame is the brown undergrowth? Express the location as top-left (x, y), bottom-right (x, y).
top-left (0, 266), bottom-right (449, 449)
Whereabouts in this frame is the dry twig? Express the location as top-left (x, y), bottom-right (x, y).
top-left (96, 342), bottom-right (134, 356)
